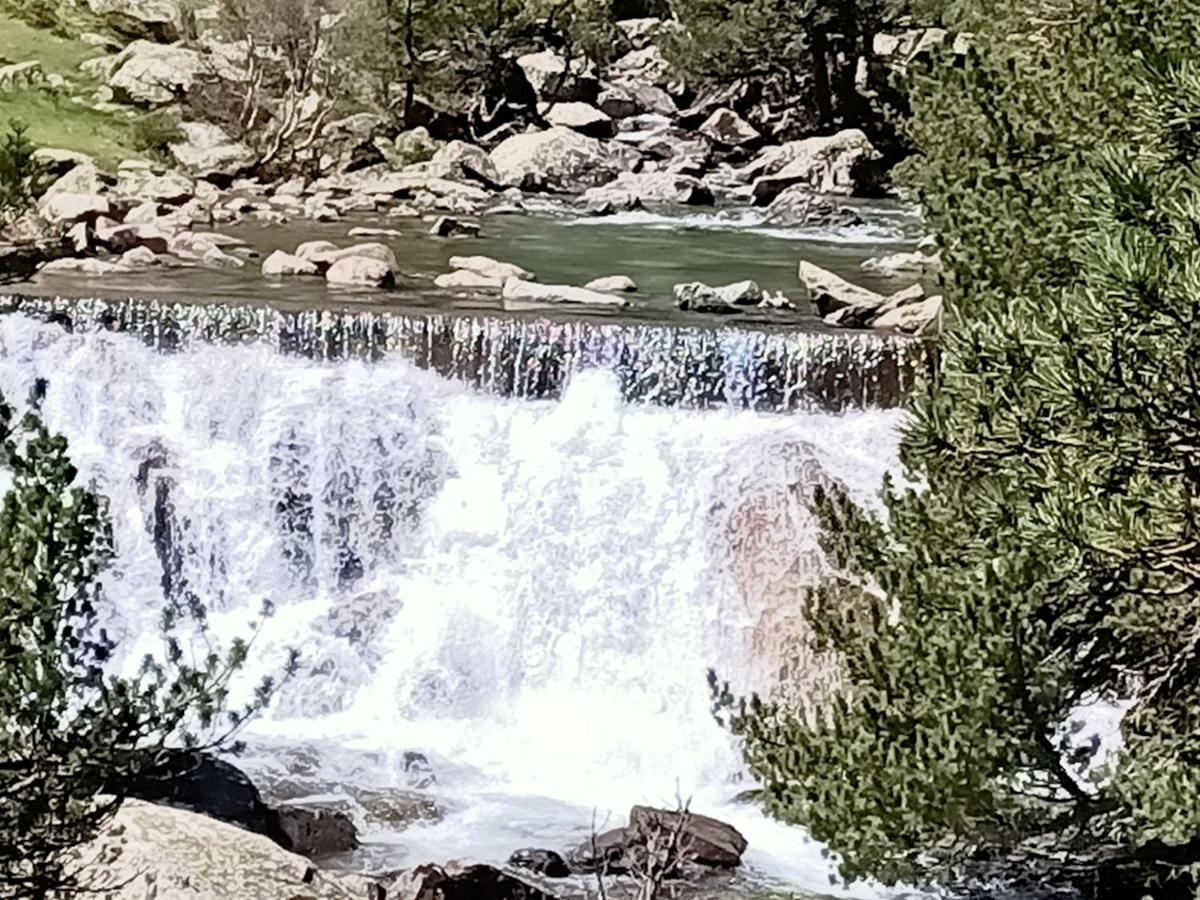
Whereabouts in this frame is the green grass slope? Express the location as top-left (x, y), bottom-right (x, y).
top-left (0, 12), bottom-right (142, 167)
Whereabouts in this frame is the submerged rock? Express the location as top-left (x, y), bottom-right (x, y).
top-left (674, 280), bottom-right (763, 313)
top-left (271, 804), bottom-right (359, 857)
top-left (507, 848), bottom-right (571, 878)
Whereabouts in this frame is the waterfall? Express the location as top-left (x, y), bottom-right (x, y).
top-left (0, 297), bottom-right (911, 898)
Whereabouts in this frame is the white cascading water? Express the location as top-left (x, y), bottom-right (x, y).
top-left (0, 309), bottom-right (909, 898)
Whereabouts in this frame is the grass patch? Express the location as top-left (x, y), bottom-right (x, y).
top-left (0, 12), bottom-right (144, 168)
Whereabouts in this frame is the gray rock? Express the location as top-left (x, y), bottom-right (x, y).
top-left (119, 245), bottom-right (163, 268)
top-left (41, 257), bottom-right (131, 275)
top-left (507, 848), bottom-right (571, 878)
top-left (871, 293), bottom-right (943, 335)
top-left (629, 806), bottom-right (747, 868)
top-left (448, 255), bottom-right (531, 282)
top-left (325, 256), bottom-right (395, 287)
top-left (502, 277), bottom-right (627, 307)
top-left (799, 259), bottom-right (887, 318)
top-left (489, 127), bottom-right (641, 193)
top-left (598, 79), bottom-right (676, 119)
top-left (543, 102), bottom-right (616, 139)
top-left (426, 141), bottom-right (501, 187)
top-left (861, 250), bottom-right (940, 278)
top-left (582, 171), bottom-right (712, 207)
top-left (750, 130), bottom-right (883, 204)
top-left (763, 187), bottom-right (864, 228)
top-left (698, 108), bottom-right (760, 149)
top-left (87, 0), bottom-right (183, 41)
top-left (609, 45), bottom-right (672, 87)
top-left (675, 280), bottom-right (763, 313)
top-left (585, 275), bottom-right (637, 293)
top-left (306, 242), bottom-right (398, 271)
top-left (434, 270), bottom-right (502, 290)
top-left (108, 40), bottom-right (204, 104)
top-left (429, 216), bottom-right (479, 238)
top-left (39, 192), bottom-right (111, 225)
top-left (517, 49), bottom-right (599, 103)
top-left (169, 122), bottom-right (256, 181)
top-left (270, 804), bottom-right (358, 857)
top-left (262, 250), bottom-right (320, 277)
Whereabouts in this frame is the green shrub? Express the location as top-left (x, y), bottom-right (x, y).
top-left (0, 120), bottom-right (38, 221)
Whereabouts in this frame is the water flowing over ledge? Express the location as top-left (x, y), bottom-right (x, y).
top-left (0, 294), bottom-right (931, 412)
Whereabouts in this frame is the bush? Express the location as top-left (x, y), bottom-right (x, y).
top-left (131, 109), bottom-right (185, 164)
top-left (0, 121), bottom-right (38, 222)
top-left (0, 389), bottom-right (296, 899)
top-left (717, 1), bottom-right (1200, 895)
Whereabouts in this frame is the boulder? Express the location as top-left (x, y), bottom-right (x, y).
top-left (270, 805), bottom-right (358, 857)
top-left (348, 226), bottom-right (405, 239)
top-left (426, 141), bottom-right (501, 188)
top-left (507, 849), bottom-right (571, 878)
top-left (87, 0), bottom-right (182, 41)
top-left (615, 17), bottom-right (670, 50)
top-left (517, 49), bottom-right (599, 103)
top-left (65, 221), bottom-right (91, 254)
top-left (319, 113), bottom-right (389, 174)
top-left (115, 167), bottom-right (195, 204)
top-left (698, 108), bottom-right (760, 149)
top-left (585, 275), bottom-right (637, 293)
top-left (326, 256), bottom-right (395, 287)
top-left (306, 242), bottom-right (398, 272)
top-left (121, 751), bottom-right (275, 836)
top-left (675, 280), bottom-right (763, 313)
top-left (629, 805), bottom-right (747, 869)
top-left (388, 863), bottom-right (554, 900)
top-left (67, 800), bottom-right (378, 900)
top-left (201, 246), bottom-right (245, 268)
top-left (119, 245), bottom-right (163, 268)
top-left (599, 79), bottom-right (677, 119)
top-left (448, 255), bottom-right (531, 282)
top-left (750, 130), bottom-right (883, 204)
top-left (799, 260), bottom-right (887, 318)
top-left (502, 277), bottom-right (627, 307)
top-left (95, 221), bottom-right (173, 254)
top-left (543, 102), bottom-right (616, 139)
top-left (169, 122), bottom-right (257, 181)
top-left (41, 163), bottom-right (108, 199)
top-left (262, 250), bottom-right (320, 277)
top-left (382, 127), bottom-right (440, 168)
top-left (41, 257), bottom-right (131, 275)
top-left (39, 192), bottom-right (110, 225)
top-left (861, 250), bottom-right (940, 278)
top-left (108, 40), bottom-right (205, 104)
top-left (434, 270), bottom-right (502, 290)
top-left (429, 216), bottom-right (480, 238)
top-left (636, 131), bottom-right (712, 176)
top-left (568, 827), bottom-right (634, 873)
top-left (871, 293), bottom-right (943, 335)
top-left (763, 186), bottom-right (864, 228)
top-left (489, 127), bottom-right (641, 193)
top-left (581, 171), bottom-right (712, 207)
top-left (609, 45), bottom-right (672, 88)
top-left (31, 148), bottom-right (94, 180)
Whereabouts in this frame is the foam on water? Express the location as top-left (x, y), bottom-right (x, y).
top-left (0, 311), bottom-right (910, 898)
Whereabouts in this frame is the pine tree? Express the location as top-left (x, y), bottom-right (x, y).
top-left (0, 390), bottom-right (293, 899)
top-left (716, 1), bottom-right (1200, 894)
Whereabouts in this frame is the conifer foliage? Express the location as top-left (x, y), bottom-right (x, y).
top-left (716, 1), bottom-right (1200, 894)
top-left (0, 390), bottom-right (292, 899)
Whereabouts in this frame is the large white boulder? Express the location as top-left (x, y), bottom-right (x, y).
top-left (169, 122), bottom-right (257, 180)
top-left (750, 130), bottom-right (883, 203)
top-left (65, 800), bottom-right (375, 900)
top-left (543, 102), bottom-right (616, 139)
top-left (262, 250), bottom-right (320, 277)
top-left (502, 277), bottom-right (627, 307)
top-left (698, 108), bottom-right (760, 148)
top-left (87, 0), bottom-right (183, 40)
top-left (326, 256), bottom-right (395, 287)
top-left (39, 192), bottom-right (111, 225)
top-left (108, 40), bottom-right (205, 104)
top-left (799, 259), bottom-right (888, 319)
top-left (448, 255), bottom-right (532, 282)
top-left (517, 49), bottom-right (599, 103)
top-left (489, 127), bottom-right (641, 193)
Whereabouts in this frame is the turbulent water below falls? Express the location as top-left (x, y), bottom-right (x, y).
top-left (0, 308), bottom-right (912, 899)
